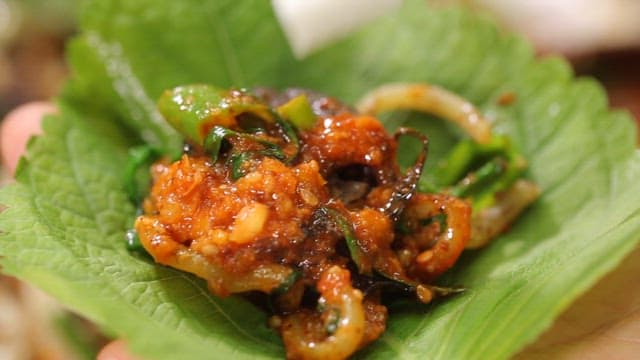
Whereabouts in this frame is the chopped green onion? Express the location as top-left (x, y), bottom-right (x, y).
top-left (319, 207), bottom-right (368, 274)
top-left (325, 308), bottom-right (341, 335)
top-left (449, 158), bottom-right (507, 198)
top-left (158, 85), bottom-right (275, 145)
top-left (125, 229), bottom-right (147, 254)
top-left (274, 114), bottom-right (301, 164)
top-left (421, 134), bottom-right (528, 212)
top-left (228, 152), bottom-right (254, 179)
top-left (432, 136), bottom-right (510, 188)
top-left (271, 269), bottom-right (301, 296)
top-left (203, 126), bottom-right (231, 162)
top-left (203, 126), bottom-right (287, 164)
top-left (276, 94), bottom-right (316, 130)
top-left (123, 145), bottom-right (162, 204)
top-left (372, 269), bottom-right (464, 304)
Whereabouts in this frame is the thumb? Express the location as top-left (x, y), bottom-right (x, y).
top-left (1, 102), bottom-right (56, 176)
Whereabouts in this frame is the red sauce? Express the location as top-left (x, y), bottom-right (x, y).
top-left (135, 100), bottom-right (471, 359)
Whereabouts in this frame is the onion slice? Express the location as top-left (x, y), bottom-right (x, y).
top-left (356, 82), bottom-right (492, 144)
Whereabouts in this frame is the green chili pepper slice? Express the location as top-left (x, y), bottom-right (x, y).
top-left (158, 84), bottom-right (275, 146)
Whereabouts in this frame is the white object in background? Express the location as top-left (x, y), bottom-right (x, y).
top-left (474, 0), bottom-right (640, 56)
top-left (272, 0), bottom-right (402, 58)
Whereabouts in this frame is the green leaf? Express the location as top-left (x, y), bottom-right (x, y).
top-left (1, 0), bottom-right (639, 359)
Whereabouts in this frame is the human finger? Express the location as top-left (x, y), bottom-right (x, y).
top-left (97, 339), bottom-right (142, 360)
top-left (1, 101), bottom-right (56, 176)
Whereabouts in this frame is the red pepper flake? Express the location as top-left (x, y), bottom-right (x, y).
top-left (497, 92), bottom-right (517, 106)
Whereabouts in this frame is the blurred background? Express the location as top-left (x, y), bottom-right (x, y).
top-left (0, 0), bottom-right (638, 359)
top-left (0, 0), bottom-right (74, 115)
top-left (0, 0), bottom-right (638, 132)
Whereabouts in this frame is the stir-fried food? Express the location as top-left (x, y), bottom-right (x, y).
top-left (127, 84), bottom-right (538, 360)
